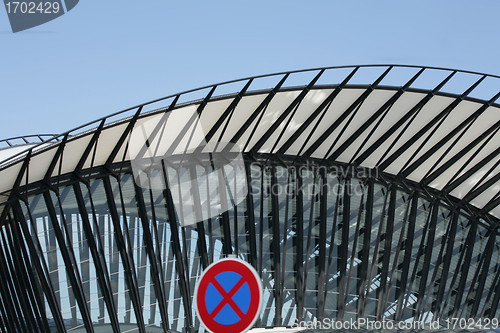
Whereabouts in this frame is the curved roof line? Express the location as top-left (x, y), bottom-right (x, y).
top-left (2, 64), bottom-right (500, 224)
top-left (0, 134), bottom-right (61, 148)
top-left (2, 64), bottom-right (500, 166)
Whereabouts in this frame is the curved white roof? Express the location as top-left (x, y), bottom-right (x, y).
top-left (2, 65), bottom-right (500, 221)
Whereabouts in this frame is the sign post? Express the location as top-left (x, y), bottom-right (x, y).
top-left (194, 257), bottom-right (263, 333)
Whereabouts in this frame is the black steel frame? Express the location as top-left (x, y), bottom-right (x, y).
top-left (2, 65), bottom-right (500, 332)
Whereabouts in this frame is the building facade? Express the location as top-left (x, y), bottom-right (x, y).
top-left (1, 65), bottom-right (500, 332)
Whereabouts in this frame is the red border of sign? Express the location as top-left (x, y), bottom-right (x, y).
top-left (194, 257), bottom-right (263, 333)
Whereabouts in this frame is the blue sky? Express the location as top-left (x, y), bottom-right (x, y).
top-left (1, 1), bottom-right (500, 140)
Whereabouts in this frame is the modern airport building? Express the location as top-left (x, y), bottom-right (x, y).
top-left (1, 65), bottom-right (500, 332)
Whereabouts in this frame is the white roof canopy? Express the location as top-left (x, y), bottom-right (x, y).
top-left (2, 65), bottom-right (500, 222)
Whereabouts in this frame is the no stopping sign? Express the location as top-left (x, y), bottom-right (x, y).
top-left (194, 258), bottom-right (263, 333)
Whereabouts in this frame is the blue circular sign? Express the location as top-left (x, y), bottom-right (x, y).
top-left (194, 258), bottom-right (263, 333)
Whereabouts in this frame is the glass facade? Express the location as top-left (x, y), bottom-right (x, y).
top-left (2, 65), bottom-right (500, 333)
top-left (1, 156), bottom-right (499, 333)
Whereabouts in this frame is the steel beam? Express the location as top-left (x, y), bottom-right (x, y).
top-left (376, 186), bottom-right (397, 320)
top-left (102, 177), bottom-right (146, 333)
top-left (270, 166), bottom-right (282, 325)
top-left (251, 70), bottom-right (324, 154)
top-left (134, 182), bottom-right (171, 332)
top-left (105, 108), bottom-right (142, 168)
top-left (278, 67), bottom-right (359, 155)
top-left (329, 68), bottom-right (424, 163)
top-left (12, 200), bottom-right (67, 333)
top-left (337, 177), bottom-right (351, 320)
top-left (228, 74), bottom-right (289, 149)
top-left (354, 71), bottom-right (456, 166)
top-left (295, 168), bottom-right (304, 321)
top-left (160, 160), bottom-right (195, 333)
top-left (305, 66), bottom-right (392, 158)
top-left (357, 179), bottom-right (373, 318)
top-left (42, 191), bottom-right (95, 333)
top-left (73, 183), bottom-right (121, 333)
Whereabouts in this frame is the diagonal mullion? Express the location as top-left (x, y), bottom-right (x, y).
top-left (438, 221), bottom-right (472, 319)
top-left (482, 191), bottom-right (500, 214)
top-left (244, 163), bottom-right (258, 268)
top-left (0, 266), bottom-right (12, 333)
top-left (0, 241), bottom-right (26, 333)
top-left (8, 212), bottom-right (52, 333)
top-left (446, 149), bottom-right (500, 197)
top-left (316, 168), bottom-right (328, 320)
top-left (217, 166), bottom-right (232, 256)
top-left (2, 220), bottom-right (43, 332)
top-left (304, 66), bottom-right (392, 158)
top-left (3, 148), bottom-right (32, 221)
top-left (434, 211), bottom-right (459, 321)
top-left (302, 172), bottom-right (317, 318)
top-left (134, 182), bottom-right (171, 332)
top-left (168, 86), bottom-right (219, 156)
top-left (0, 310), bottom-right (8, 333)
top-left (330, 68), bottom-right (424, 163)
top-left (202, 79), bottom-right (253, 148)
top-left (382, 190), bottom-right (411, 319)
top-left (401, 200), bottom-right (433, 320)
top-left (280, 170), bottom-right (291, 319)
top-left (133, 97), bottom-right (178, 163)
top-left (357, 179), bottom-right (373, 318)
top-left (73, 183), bottom-right (121, 333)
top-left (344, 180), bottom-right (364, 316)
top-left (147, 186), bottom-right (173, 330)
top-left (105, 107), bottom-right (142, 168)
top-left (228, 74), bottom-right (289, 149)
top-left (423, 122), bottom-right (500, 188)
top-left (12, 200), bottom-right (67, 333)
top-left (400, 84), bottom-right (497, 178)
top-left (1, 224), bottom-right (35, 332)
top-left (362, 185), bottom-right (390, 315)
top-left (323, 94), bottom-right (368, 160)
top-left (0, 272), bottom-right (21, 332)
top-left (74, 120), bottom-right (105, 176)
top-left (461, 159), bottom-right (500, 204)
top-left (346, 100), bottom-right (396, 165)
top-left (381, 95), bottom-right (474, 174)
top-left (251, 70), bottom-right (324, 154)
top-left (355, 71), bottom-right (457, 166)
top-left (42, 191), bottom-right (96, 333)
top-left (418, 113), bottom-right (480, 182)
top-left (470, 230), bottom-right (495, 317)
top-left (451, 220), bottom-right (478, 318)
top-left (420, 216), bottom-right (453, 319)
top-left (414, 200), bottom-right (439, 319)
top-left (385, 101), bottom-right (455, 174)
top-left (376, 186), bottom-right (397, 320)
top-left (278, 67), bottom-right (359, 156)
top-left (0, 230), bottom-right (33, 333)
top-left (337, 177), bottom-right (351, 320)
top-left (270, 166), bottom-right (282, 326)
top-left (102, 176), bottom-right (146, 333)
top-left (394, 192), bottom-right (418, 321)
top-left (242, 104), bottom-right (270, 153)
top-left (160, 160), bottom-right (195, 333)
top-left (196, 85), bottom-right (217, 116)
top-left (402, 80), bottom-right (498, 179)
top-left (43, 135), bottom-right (68, 184)
top-left (187, 167), bottom-right (209, 269)
top-left (204, 166), bottom-right (215, 264)
top-left (117, 175), bottom-right (149, 329)
top-left (482, 245), bottom-right (500, 318)
top-left (295, 167), bottom-right (304, 322)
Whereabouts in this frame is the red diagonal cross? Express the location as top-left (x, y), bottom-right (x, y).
top-left (209, 276), bottom-right (248, 320)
